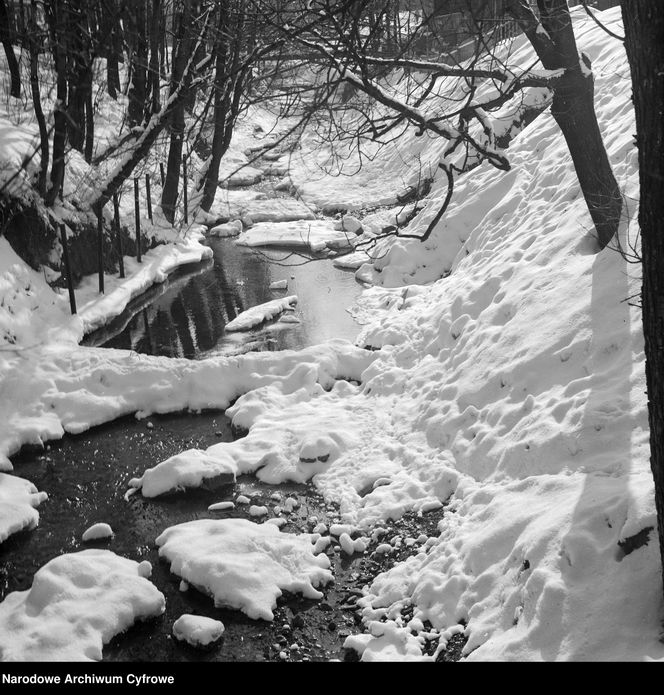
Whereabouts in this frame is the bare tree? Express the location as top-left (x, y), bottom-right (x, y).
top-left (621, 1), bottom-right (664, 596)
top-left (265, 0), bottom-right (620, 249)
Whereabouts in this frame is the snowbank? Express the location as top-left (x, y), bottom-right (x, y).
top-left (0, 550), bottom-right (165, 661)
top-left (0, 472), bottom-right (48, 543)
top-left (156, 518), bottom-right (333, 620)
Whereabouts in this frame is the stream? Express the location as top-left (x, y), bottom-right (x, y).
top-left (1, 172), bottom-right (455, 663)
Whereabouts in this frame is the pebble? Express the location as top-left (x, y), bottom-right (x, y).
top-left (146, 421), bottom-right (154, 429)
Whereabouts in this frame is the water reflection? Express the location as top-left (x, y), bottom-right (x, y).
top-left (86, 238), bottom-right (364, 358)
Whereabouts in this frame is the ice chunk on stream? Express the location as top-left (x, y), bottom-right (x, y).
top-left (236, 220), bottom-right (355, 254)
top-left (225, 296), bottom-right (298, 332)
top-left (0, 550), bottom-right (165, 661)
top-left (156, 518), bottom-right (333, 621)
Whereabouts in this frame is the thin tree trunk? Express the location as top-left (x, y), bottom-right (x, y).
top-left (28, 3), bottom-right (48, 197)
top-left (128, 0), bottom-right (148, 127)
top-left (161, 0), bottom-right (192, 223)
top-left (45, 0), bottom-right (67, 206)
top-left (199, 2), bottom-right (231, 212)
top-left (621, 1), bottom-right (664, 596)
top-left (148, 0), bottom-right (161, 117)
top-left (0, 0), bottom-right (21, 98)
top-left (84, 75), bottom-right (94, 163)
top-left (106, 0), bottom-right (121, 100)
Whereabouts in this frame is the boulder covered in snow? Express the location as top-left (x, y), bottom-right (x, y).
top-left (81, 522), bottom-right (114, 542)
top-left (334, 214), bottom-right (363, 235)
top-left (172, 614), bottom-right (225, 648)
top-left (0, 550), bottom-right (165, 661)
top-left (127, 449), bottom-right (236, 498)
top-left (209, 220), bottom-right (243, 238)
top-left (156, 518), bottom-right (333, 620)
top-left (225, 296), bottom-right (298, 332)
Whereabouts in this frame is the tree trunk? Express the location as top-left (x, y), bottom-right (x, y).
top-left (45, 0), bottom-right (67, 206)
top-left (105, 0), bottom-right (121, 100)
top-left (621, 1), bottom-right (664, 596)
top-left (148, 0), bottom-right (161, 117)
top-left (0, 0), bottom-right (21, 98)
top-left (127, 0), bottom-right (148, 127)
top-left (507, 0), bottom-right (622, 249)
top-left (200, 1), bottom-right (233, 212)
top-left (28, 4), bottom-right (48, 197)
top-left (161, 0), bottom-right (192, 223)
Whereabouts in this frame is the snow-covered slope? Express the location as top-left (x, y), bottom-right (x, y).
top-left (344, 7), bottom-right (656, 660)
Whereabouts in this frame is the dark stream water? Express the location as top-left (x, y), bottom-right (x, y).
top-left (84, 238), bottom-right (364, 359)
top-left (3, 412), bottom-right (372, 662)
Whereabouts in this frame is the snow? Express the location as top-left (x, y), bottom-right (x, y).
top-left (208, 501), bottom-right (235, 512)
top-left (343, 620), bottom-right (433, 662)
top-left (236, 220), bottom-right (356, 254)
top-left (225, 197), bottom-right (316, 225)
top-left (0, 472), bottom-right (48, 543)
top-left (0, 550), bottom-right (165, 661)
top-left (172, 614), bottom-right (225, 647)
top-left (0, 4), bottom-right (659, 664)
top-left (225, 295), bottom-right (298, 332)
top-left (128, 449), bottom-right (235, 498)
top-left (155, 518), bottom-right (333, 620)
top-left (81, 523), bottom-right (114, 542)
top-left (132, 7), bottom-right (658, 662)
top-left (208, 220), bottom-right (243, 238)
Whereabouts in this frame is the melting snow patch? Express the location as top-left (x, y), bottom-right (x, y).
top-left (156, 518), bottom-right (333, 621)
top-left (172, 614), bottom-right (225, 648)
top-left (0, 550), bottom-right (165, 661)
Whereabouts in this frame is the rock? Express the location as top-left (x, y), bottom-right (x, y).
top-left (172, 614), bottom-right (225, 648)
top-left (82, 523), bottom-right (114, 542)
top-left (209, 220), bottom-right (243, 238)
